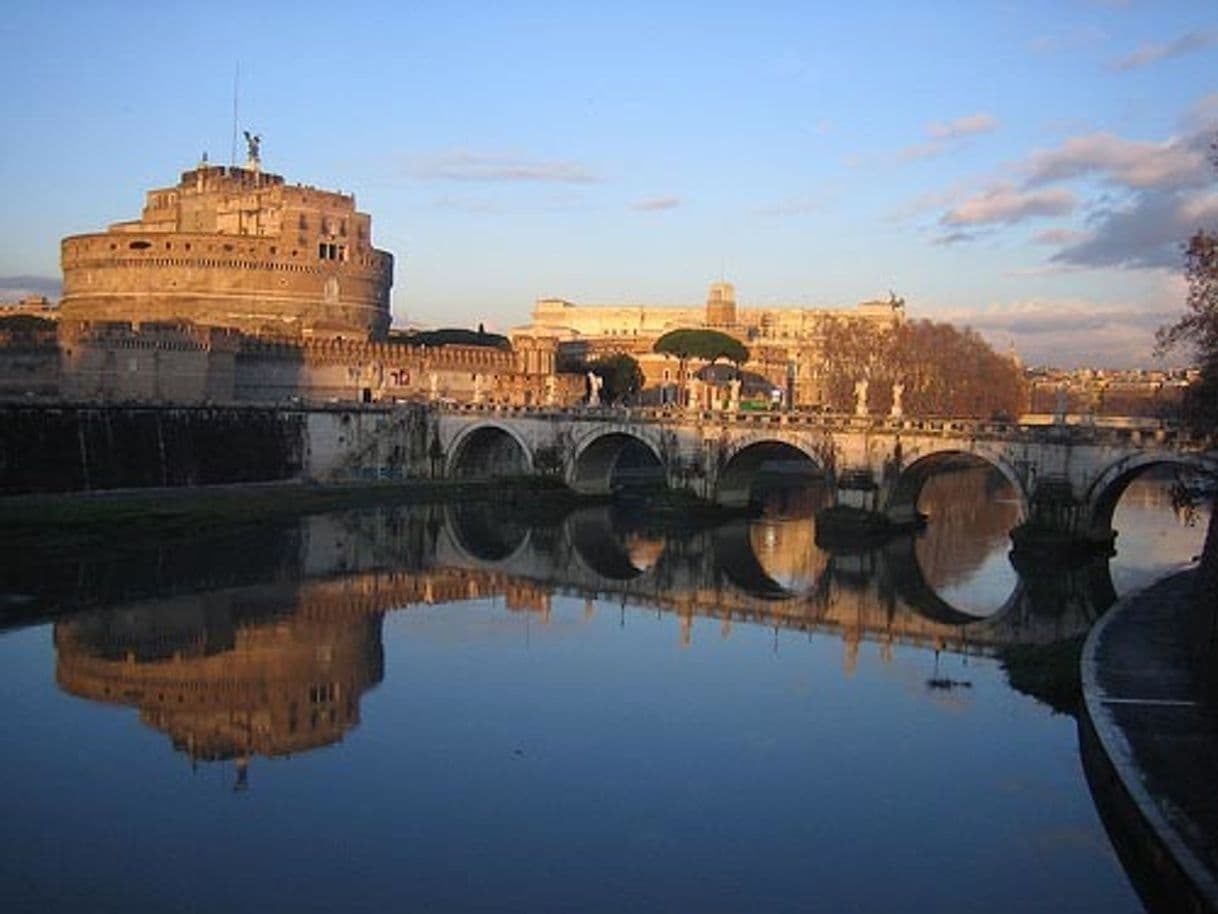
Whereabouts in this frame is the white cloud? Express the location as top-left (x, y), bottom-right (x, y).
top-left (1032, 227), bottom-right (1092, 246)
top-left (631, 196), bottom-right (680, 212)
top-left (1112, 30), bottom-right (1218, 72)
top-left (898, 140), bottom-right (948, 162)
top-left (928, 112), bottom-right (1000, 141)
top-left (937, 294), bottom-right (1185, 368)
top-left (411, 150), bottom-right (600, 184)
top-left (932, 230), bottom-right (981, 246)
top-left (1023, 132), bottom-right (1210, 190)
top-left (1027, 26), bottom-right (1106, 55)
top-left (899, 111), bottom-right (999, 161)
top-left (942, 184), bottom-right (1075, 227)
top-left (916, 97), bottom-right (1217, 266)
top-left (1052, 191), bottom-right (1218, 270)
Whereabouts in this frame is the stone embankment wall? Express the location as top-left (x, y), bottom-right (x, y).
top-left (0, 403), bottom-right (436, 494)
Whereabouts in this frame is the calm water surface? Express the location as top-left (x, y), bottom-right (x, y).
top-left (0, 470), bottom-right (1208, 913)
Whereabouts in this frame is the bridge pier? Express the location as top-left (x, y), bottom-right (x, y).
top-left (1010, 476), bottom-right (1116, 558)
top-left (814, 467), bottom-right (926, 546)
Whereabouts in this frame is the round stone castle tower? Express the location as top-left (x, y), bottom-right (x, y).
top-left (60, 156), bottom-right (394, 340)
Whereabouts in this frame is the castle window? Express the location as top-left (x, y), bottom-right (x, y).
top-left (128, 240), bottom-right (151, 250)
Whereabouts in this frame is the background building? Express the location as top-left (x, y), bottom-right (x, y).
top-left (516, 281), bottom-right (906, 407)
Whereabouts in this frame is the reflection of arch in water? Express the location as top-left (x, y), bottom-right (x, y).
top-left (569, 430), bottom-right (665, 495)
top-left (444, 502), bottom-right (532, 565)
top-left (882, 533), bottom-right (1021, 627)
top-left (886, 449), bottom-right (1028, 525)
top-left (716, 439), bottom-right (825, 508)
top-left (712, 520), bottom-right (791, 600)
top-left (565, 506), bottom-right (664, 582)
top-left (712, 519), bottom-right (829, 602)
top-left (1084, 453), bottom-right (1218, 539)
top-left (448, 423), bottom-right (532, 479)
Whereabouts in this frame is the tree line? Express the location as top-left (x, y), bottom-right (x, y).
top-left (816, 317), bottom-right (1026, 417)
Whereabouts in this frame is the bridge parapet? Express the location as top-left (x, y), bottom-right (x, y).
top-left (436, 402), bottom-right (1199, 448)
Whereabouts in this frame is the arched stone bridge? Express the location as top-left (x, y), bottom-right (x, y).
top-left (372, 404), bottom-right (1216, 548)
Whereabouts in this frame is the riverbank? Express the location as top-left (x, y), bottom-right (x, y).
top-left (1081, 567), bottom-right (1218, 914)
top-left (0, 476), bottom-right (750, 557)
top-left (0, 478), bottom-right (503, 555)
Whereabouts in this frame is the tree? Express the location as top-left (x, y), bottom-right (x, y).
top-left (1158, 228), bottom-right (1218, 431)
top-left (1155, 134), bottom-right (1218, 697)
top-left (402, 327), bottom-right (511, 350)
top-left (815, 316), bottom-right (1025, 417)
top-left (587, 353), bottom-right (644, 404)
top-left (654, 328), bottom-right (749, 365)
top-left (654, 329), bottom-right (750, 404)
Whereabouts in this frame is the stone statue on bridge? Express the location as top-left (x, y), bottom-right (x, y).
top-left (890, 382), bottom-right (904, 419)
top-left (688, 378), bottom-right (702, 411)
top-left (854, 378), bottom-right (869, 417)
top-left (587, 371), bottom-right (603, 407)
top-left (728, 378), bottom-right (741, 412)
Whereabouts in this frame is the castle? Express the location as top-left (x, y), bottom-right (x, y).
top-left (4, 146), bottom-right (928, 411)
top-left (3, 145), bottom-right (576, 407)
top-left (61, 151), bottom-right (394, 340)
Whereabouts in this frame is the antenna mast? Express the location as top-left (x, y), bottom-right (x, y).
top-left (230, 62), bottom-right (240, 165)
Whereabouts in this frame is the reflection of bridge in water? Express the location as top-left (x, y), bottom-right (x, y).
top-left (49, 497), bottom-right (1123, 772)
top-left (438, 502), bottom-right (1115, 654)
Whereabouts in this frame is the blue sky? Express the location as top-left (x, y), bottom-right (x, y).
top-left (1, 0), bottom-right (1215, 366)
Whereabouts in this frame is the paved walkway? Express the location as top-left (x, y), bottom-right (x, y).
top-left (1082, 568), bottom-right (1218, 913)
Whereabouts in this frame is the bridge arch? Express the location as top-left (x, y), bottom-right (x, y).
top-left (1083, 452), bottom-right (1218, 538)
top-left (568, 427), bottom-right (666, 496)
top-left (884, 448), bottom-right (1028, 525)
top-left (715, 437), bottom-right (826, 508)
top-left (447, 422), bottom-right (533, 479)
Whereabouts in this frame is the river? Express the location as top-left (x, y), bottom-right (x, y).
top-left (0, 468), bottom-right (1208, 913)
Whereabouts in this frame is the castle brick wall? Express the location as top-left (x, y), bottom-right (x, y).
top-left (60, 163), bottom-right (393, 340)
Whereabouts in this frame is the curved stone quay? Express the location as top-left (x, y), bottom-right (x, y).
top-left (1082, 568), bottom-right (1218, 914)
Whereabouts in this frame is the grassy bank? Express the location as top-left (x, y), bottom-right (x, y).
top-left (0, 478), bottom-right (499, 554)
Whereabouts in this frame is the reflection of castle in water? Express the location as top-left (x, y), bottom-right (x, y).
top-left (54, 582), bottom-right (385, 780)
top-left (48, 476), bottom-right (1136, 771)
